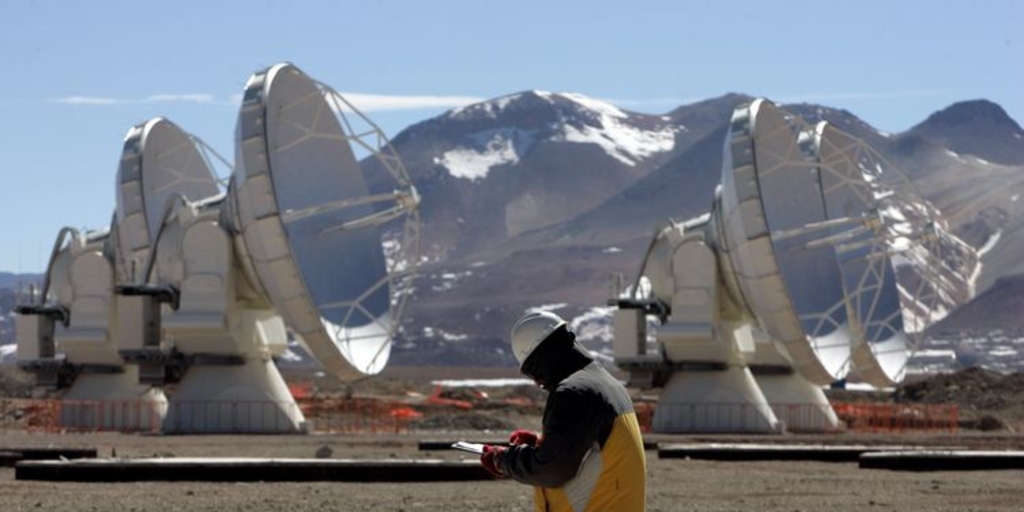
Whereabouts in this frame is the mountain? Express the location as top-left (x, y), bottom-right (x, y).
top-left (372, 90), bottom-right (686, 263)
top-left (904, 100), bottom-right (1024, 167)
top-left (930, 274), bottom-right (1024, 334)
top-left (924, 273), bottom-right (1024, 373)
top-left (0, 273), bottom-right (41, 346)
top-left (884, 102), bottom-right (1024, 292)
top-left (2, 94), bottom-right (1023, 373)
top-left (0, 272), bottom-right (41, 290)
top-left (1, 287), bottom-right (19, 348)
top-left (381, 93), bottom-right (1024, 368)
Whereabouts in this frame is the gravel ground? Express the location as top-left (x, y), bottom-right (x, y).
top-left (2, 432), bottom-right (1023, 512)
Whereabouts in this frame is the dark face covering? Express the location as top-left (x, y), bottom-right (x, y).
top-left (520, 325), bottom-right (594, 391)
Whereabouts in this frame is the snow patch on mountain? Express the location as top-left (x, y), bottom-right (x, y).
top-left (555, 92), bottom-right (677, 166)
top-left (439, 91), bottom-right (677, 179)
top-left (278, 348), bottom-right (305, 363)
top-left (525, 303), bottom-right (569, 314)
top-left (1, 343), bottom-right (16, 364)
top-left (978, 230), bottom-right (1003, 257)
top-left (447, 91), bottom-right (539, 119)
top-left (421, 326), bottom-right (469, 342)
top-left (559, 119), bottom-right (675, 166)
top-left (436, 128), bottom-right (532, 181)
top-left (558, 92), bottom-right (628, 119)
top-left (430, 270), bottom-right (475, 292)
top-left (569, 306), bottom-right (615, 344)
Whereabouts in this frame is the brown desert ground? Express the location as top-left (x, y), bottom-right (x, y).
top-left (2, 430), bottom-right (1023, 512)
top-left (2, 365), bottom-right (1024, 511)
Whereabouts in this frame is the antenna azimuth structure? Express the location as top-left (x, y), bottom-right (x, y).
top-left (612, 98), bottom-right (977, 433)
top-left (16, 62), bottom-right (419, 434)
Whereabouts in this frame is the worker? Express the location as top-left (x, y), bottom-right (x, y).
top-left (480, 310), bottom-right (646, 511)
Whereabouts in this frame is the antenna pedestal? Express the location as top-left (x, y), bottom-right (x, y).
top-left (60, 367), bottom-right (167, 431)
top-left (752, 369), bottom-right (842, 433)
top-left (652, 367), bottom-right (783, 433)
top-left (162, 357), bottom-right (306, 434)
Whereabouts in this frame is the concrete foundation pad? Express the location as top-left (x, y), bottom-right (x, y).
top-left (659, 443), bottom-right (943, 462)
top-left (0, 447), bottom-right (98, 467)
top-left (859, 450), bottom-right (1024, 471)
top-left (16, 457), bottom-right (495, 482)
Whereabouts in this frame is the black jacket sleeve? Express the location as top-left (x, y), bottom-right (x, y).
top-left (500, 384), bottom-right (606, 487)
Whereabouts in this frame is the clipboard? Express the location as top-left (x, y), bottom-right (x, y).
top-left (451, 441), bottom-right (486, 455)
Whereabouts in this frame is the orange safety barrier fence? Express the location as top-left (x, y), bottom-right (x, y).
top-left (832, 402), bottom-right (959, 433)
top-left (637, 402), bottom-right (843, 433)
top-left (0, 397), bottom-right (428, 435)
top-left (634, 401), bottom-right (958, 433)
top-left (3, 398), bottom-right (959, 435)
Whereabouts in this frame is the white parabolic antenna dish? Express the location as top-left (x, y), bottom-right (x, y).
top-left (717, 99), bottom-right (852, 384)
top-left (613, 96), bottom-right (977, 433)
top-left (231, 62), bottom-right (413, 379)
top-left (804, 120), bottom-right (976, 386)
top-left (115, 117), bottom-right (221, 280)
top-left (804, 122), bottom-right (908, 385)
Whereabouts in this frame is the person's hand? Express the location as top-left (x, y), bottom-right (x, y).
top-left (480, 444), bottom-right (506, 478)
top-left (508, 429), bottom-right (540, 447)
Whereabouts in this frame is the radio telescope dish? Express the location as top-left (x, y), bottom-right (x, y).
top-left (802, 121), bottom-right (908, 386)
top-left (115, 117), bottom-right (224, 282)
top-left (612, 98), bottom-right (977, 433)
top-left (803, 121), bottom-right (976, 386)
top-left (18, 63), bottom-right (418, 434)
top-left (717, 99), bottom-right (852, 385)
top-left (231, 62), bottom-right (417, 380)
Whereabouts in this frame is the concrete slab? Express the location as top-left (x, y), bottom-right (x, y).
top-left (658, 443), bottom-right (940, 462)
top-left (860, 450), bottom-right (1024, 471)
top-left (0, 451), bottom-right (21, 467)
top-left (0, 447), bottom-right (98, 467)
top-left (16, 457), bottom-right (496, 482)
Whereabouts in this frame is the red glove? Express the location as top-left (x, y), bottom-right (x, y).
top-left (480, 444), bottom-right (506, 478)
top-left (508, 429), bottom-right (540, 447)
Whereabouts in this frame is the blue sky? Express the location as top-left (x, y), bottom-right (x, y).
top-left (0, 0), bottom-right (1020, 273)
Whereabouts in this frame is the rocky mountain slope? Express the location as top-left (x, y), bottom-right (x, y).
top-left (2, 94), bottom-right (1023, 372)
top-left (383, 93), bottom-right (1023, 367)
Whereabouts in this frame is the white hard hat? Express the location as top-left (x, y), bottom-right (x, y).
top-left (510, 311), bottom-right (567, 366)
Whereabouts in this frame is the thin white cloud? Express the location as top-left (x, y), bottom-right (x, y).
top-left (48, 93), bottom-right (219, 105)
top-left (50, 95), bottom-right (121, 105)
top-left (50, 92), bottom-right (483, 112)
top-left (337, 93), bottom-right (485, 112)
